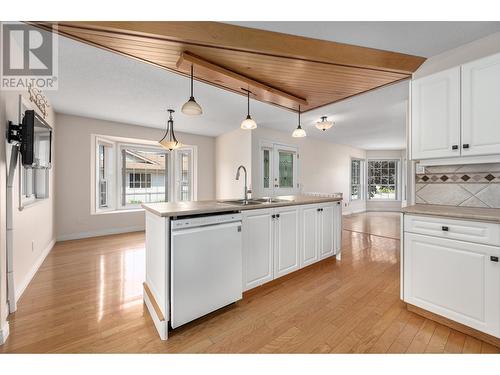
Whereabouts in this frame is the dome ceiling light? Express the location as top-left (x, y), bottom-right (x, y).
top-left (316, 116), bottom-right (334, 131)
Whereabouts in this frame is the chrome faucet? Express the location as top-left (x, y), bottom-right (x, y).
top-left (235, 165), bottom-right (251, 203)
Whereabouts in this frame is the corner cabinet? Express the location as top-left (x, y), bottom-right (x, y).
top-left (411, 52), bottom-right (500, 161)
top-left (242, 202), bottom-right (342, 292)
top-left (402, 214), bottom-right (500, 339)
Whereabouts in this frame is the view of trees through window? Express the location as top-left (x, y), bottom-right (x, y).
top-left (368, 160), bottom-right (398, 200)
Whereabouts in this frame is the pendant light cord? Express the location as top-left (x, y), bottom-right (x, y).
top-left (298, 105), bottom-right (301, 128)
top-left (247, 90), bottom-right (250, 116)
top-left (190, 65), bottom-right (194, 98)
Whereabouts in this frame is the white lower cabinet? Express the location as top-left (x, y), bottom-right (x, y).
top-left (403, 229), bottom-right (500, 338)
top-left (274, 206), bottom-right (300, 278)
top-left (243, 202), bottom-right (341, 291)
top-left (242, 209), bottom-right (274, 291)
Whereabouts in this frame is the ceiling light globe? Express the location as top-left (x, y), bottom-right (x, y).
top-left (315, 117), bottom-right (334, 131)
top-left (240, 115), bottom-right (257, 130)
top-left (159, 140), bottom-right (182, 151)
top-left (181, 97), bottom-right (203, 116)
top-left (292, 127), bottom-right (307, 138)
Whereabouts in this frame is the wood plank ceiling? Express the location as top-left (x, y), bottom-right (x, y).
top-left (31, 21), bottom-right (426, 112)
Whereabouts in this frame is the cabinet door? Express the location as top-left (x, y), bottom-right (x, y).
top-left (462, 52), bottom-right (500, 156)
top-left (334, 202), bottom-right (342, 259)
top-left (404, 233), bottom-right (500, 338)
top-left (274, 207), bottom-right (300, 278)
top-left (301, 205), bottom-right (319, 267)
top-left (411, 67), bottom-right (461, 160)
top-left (242, 209), bottom-right (274, 291)
top-left (319, 204), bottom-right (335, 259)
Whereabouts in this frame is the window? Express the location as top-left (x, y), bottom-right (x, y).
top-left (121, 147), bottom-right (168, 207)
top-left (278, 150), bottom-right (294, 188)
top-left (368, 160), bottom-right (398, 200)
top-left (93, 135), bottom-right (197, 213)
top-left (350, 159), bottom-right (362, 201)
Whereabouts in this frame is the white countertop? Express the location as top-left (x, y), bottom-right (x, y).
top-left (402, 204), bottom-right (500, 223)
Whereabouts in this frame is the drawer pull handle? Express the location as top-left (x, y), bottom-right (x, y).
top-left (491, 256), bottom-right (499, 262)
top-left (463, 144), bottom-right (470, 149)
top-left (441, 226), bottom-right (449, 231)
top-left (452, 145), bottom-right (458, 150)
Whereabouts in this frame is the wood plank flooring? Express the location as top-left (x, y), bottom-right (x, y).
top-left (1, 212), bottom-right (498, 353)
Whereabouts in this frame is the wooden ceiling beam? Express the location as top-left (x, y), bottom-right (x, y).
top-left (46, 21), bottom-right (426, 74)
top-left (177, 51), bottom-right (308, 109)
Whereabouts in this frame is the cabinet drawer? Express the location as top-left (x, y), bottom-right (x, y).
top-left (404, 214), bottom-right (500, 246)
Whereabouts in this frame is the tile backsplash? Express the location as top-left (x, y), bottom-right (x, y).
top-left (415, 163), bottom-right (500, 208)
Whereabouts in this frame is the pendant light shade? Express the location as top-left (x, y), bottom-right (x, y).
top-left (181, 65), bottom-right (203, 116)
top-left (240, 89), bottom-right (257, 130)
top-left (315, 116), bottom-right (333, 131)
top-left (292, 106), bottom-right (306, 138)
top-left (159, 109), bottom-right (182, 150)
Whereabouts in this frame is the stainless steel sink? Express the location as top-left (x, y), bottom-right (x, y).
top-left (251, 197), bottom-right (291, 204)
top-left (218, 199), bottom-right (263, 206)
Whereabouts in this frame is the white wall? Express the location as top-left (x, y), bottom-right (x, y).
top-left (0, 88), bottom-right (8, 341)
top-left (414, 31), bottom-right (500, 79)
top-left (0, 90), bottom-right (56, 311)
top-left (55, 113), bottom-right (216, 241)
top-left (215, 128), bottom-right (252, 200)
top-left (249, 127), bottom-right (366, 213)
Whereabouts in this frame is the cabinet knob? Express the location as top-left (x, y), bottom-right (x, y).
top-left (491, 256), bottom-right (499, 262)
top-left (271, 214), bottom-right (276, 219)
top-left (463, 144), bottom-right (470, 149)
top-left (452, 145), bottom-right (458, 150)
top-left (441, 226), bottom-right (449, 231)
top-left (317, 208), bottom-right (321, 212)
top-left (276, 214), bottom-right (280, 219)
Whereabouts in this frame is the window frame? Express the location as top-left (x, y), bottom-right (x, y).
top-left (350, 158), bottom-right (365, 202)
top-left (367, 158), bottom-right (401, 201)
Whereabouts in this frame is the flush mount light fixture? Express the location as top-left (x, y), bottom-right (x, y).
top-left (240, 88), bottom-right (257, 130)
top-left (181, 64), bottom-right (203, 116)
top-left (292, 106), bottom-right (306, 138)
top-left (315, 116), bottom-right (334, 131)
top-left (159, 109), bottom-right (182, 150)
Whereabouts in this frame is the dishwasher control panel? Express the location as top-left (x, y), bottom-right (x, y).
top-left (171, 212), bottom-right (242, 230)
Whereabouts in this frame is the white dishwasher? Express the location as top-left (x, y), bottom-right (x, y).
top-left (170, 212), bottom-right (243, 329)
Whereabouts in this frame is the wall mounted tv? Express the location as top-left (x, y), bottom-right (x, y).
top-left (21, 110), bottom-right (52, 169)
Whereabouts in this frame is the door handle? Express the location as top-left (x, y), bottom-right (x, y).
top-left (491, 256), bottom-right (499, 262)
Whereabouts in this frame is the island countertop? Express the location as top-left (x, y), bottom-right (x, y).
top-left (401, 204), bottom-right (500, 223)
top-left (142, 194), bottom-right (342, 217)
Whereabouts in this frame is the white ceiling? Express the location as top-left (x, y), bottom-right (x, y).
top-left (46, 22), bottom-right (500, 150)
top-left (228, 22), bottom-right (500, 57)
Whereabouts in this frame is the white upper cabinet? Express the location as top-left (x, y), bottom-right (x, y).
top-left (411, 67), bottom-right (461, 160)
top-left (461, 53), bottom-right (500, 156)
top-left (411, 52), bottom-right (500, 162)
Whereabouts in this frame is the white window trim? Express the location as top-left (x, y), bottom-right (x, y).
top-left (349, 157), bottom-right (365, 202)
top-left (91, 134), bottom-right (197, 215)
top-left (366, 158), bottom-right (402, 201)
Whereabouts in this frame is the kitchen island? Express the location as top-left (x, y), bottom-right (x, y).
top-left (142, 195), bottom-right (343, 340)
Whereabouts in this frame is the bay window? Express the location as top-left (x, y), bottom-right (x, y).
top-left (367, 160), bottom-right (399, 200)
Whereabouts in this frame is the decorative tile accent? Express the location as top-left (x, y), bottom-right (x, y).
top-left (415, 163), bottom-right (500, 208)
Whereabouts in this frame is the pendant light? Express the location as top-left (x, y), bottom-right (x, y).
top-left (240, 89), bottom-right (257, 130)
top-left (181, 64), bottom-right (203, 116)
top-left (292, 106), bottom-right (306, 138)
top-left (315, 116), bottom-right (334, 131)
top-left (159, 109), bottom-right (181, 150)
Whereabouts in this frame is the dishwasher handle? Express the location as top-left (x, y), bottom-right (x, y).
top-left (171, 220), bottom-right (242, 235)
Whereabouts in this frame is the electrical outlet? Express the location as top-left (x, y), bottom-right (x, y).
top-left (31, 240), bottom-right (35, 252)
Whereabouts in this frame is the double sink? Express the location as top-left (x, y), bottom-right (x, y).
top-left (218, 197), bottom-right (293, 206)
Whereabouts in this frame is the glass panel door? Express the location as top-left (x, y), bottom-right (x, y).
top-left (273, 144), bottom-right (298, 196)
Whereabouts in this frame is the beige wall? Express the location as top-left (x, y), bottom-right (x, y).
top-left (215, 128), bottom-right (252, 200)
top-left (250, 127), bottom-right (366, 213)
top-left (0, 88), bottom-right (7, 338)
top-left (55, 113), bottom-right (216, 240)
top-left (0, 90), bottom-right (56, 316)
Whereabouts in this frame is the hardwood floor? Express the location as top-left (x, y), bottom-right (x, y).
top-left (1, 212), bottom-right (498, 353)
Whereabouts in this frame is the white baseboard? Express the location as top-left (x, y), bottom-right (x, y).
top-left (15, 238), bottom-right (56, 303)
top-left (56, 226), bottom-right (145, 242)
top-left (0, 321), bottom-right (9, 345)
